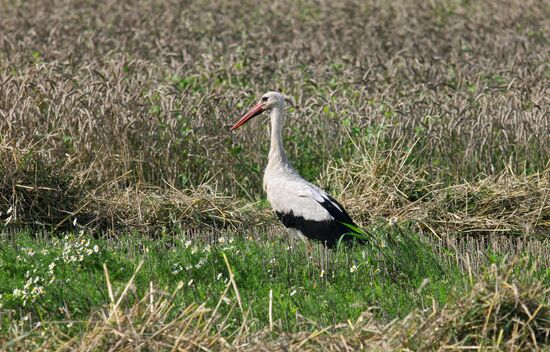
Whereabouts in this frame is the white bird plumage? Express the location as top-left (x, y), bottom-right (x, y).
top-left (231, 91), bottom-right (363, 248)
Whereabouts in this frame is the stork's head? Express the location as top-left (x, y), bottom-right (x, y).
top-left (230, 91), bottom-right (292, 131)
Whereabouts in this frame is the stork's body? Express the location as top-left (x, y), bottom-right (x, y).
top-left (231, 92), bottom-right (363, 248)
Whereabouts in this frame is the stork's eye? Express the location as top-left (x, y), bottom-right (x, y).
top-left (261, 96), bottom-right (268, 102)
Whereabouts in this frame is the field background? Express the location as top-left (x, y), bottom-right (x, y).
top-left (0, 0), bottom-right (549, 350)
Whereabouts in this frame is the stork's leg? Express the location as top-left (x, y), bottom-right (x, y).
top-left (287, 228), bottom-right (312, 255)
top-left (306, 240), bottom-right (313, 256)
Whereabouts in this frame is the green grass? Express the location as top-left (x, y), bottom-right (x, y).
top-left (0, 226), bottom-right (456, 334)
top-left (1, 225), bottom-right (547, 341)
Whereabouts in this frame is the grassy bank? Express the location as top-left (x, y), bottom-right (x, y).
top-left (1, 226), bottom-right (548, 350)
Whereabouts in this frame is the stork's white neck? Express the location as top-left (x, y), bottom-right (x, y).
top-left (267, 104), bottom-right (288, 168)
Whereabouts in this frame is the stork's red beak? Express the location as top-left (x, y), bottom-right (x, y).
top-left (230, 103), bottom-right (265, 131)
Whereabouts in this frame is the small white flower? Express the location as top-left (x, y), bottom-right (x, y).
top-left (350, 264), bottom-right (358, 273)
top-left (49, 262), bottom-right (56, 271)
top-left (218, 237), bottom-right (226, 244)
top-left (184, 240), bottom-right (192, 248)
top-left (320, 270), bottom-right (325, 278)
top-left (93, 245), bottom-right (99, 253)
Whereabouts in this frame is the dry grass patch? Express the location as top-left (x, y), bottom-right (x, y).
top-left (0, 143), bottom-right (267, 233)
top-left (0, 144), bottom-right (79, 228)
top-left (81, 184), bottom-right (270, 232)
top-left (323, 152), bottom-right (550, 237)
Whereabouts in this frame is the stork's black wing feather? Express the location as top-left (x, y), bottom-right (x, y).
top-left (319, 194), bottom-right (356, 225)
top-left (315, 193), bottom-right (366, 245)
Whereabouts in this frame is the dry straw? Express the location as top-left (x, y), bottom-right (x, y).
top-left (321, 150), bottom-right (550, 237)
top-left (0, 143), bottom-right (269, 233)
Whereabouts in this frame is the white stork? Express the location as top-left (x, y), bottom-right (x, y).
top-left (230, 91), bottom-right (365, 248)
